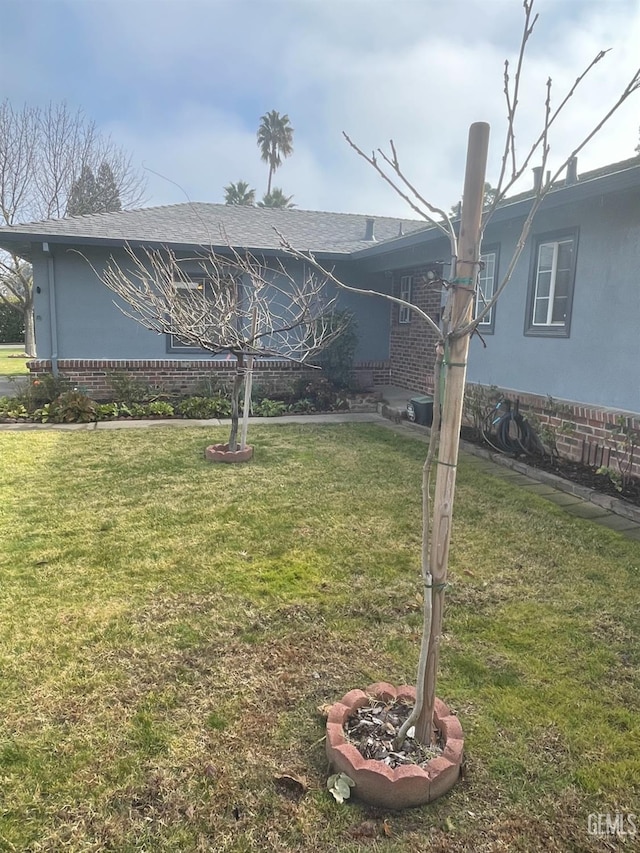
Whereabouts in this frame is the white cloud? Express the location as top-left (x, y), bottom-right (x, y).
top-left (12, 0), bottom-right (640, 219)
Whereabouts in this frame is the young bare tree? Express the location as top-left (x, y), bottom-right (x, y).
top-left (282, 0), bottom-right (640, 753)
top-left (97, 243), bottom-right (343, 450)
top-left (0, 100), bottom-right (146, 355)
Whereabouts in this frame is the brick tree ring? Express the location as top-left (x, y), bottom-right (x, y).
top-left (204, 443), bottom-right (253, 463)
top-left (325, 682), bottom-right (463, 809)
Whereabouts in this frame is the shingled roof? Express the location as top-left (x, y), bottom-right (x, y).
top-left (0, 202), bottom-right (427, 260)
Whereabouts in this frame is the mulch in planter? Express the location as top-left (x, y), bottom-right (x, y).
top-left (343, 699), bottom-right (443, 770)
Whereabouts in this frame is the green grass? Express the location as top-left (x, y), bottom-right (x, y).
top-left (0, 422), bottom-right (638, 851)
top-left (0, 346), bottom-right (29, 376)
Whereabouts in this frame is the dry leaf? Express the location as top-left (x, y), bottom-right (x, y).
top-left (348, 820), bottom-right (379, 838)
top-left (382, 819), bottom-right (392, 837)
top-left (317, 703), bottom-right (333, 718)
top-left (274, 772), bottom-right (308, 800)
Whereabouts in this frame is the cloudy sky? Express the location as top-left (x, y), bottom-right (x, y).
top-left (4, 0), bottom-right (640, 218)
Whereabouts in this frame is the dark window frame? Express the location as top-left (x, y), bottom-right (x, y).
top-left (524, 228), bottom-right (579, 338)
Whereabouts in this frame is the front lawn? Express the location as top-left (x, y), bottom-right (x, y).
top-left (0, 346), bottom-right (28, 376)
top-left (0, 423), bottom-right (638, 851)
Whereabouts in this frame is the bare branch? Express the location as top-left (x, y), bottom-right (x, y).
top-left (277, 229), bottom-right (445, 341)
top-left (343, 132), bottom-right (456, 250)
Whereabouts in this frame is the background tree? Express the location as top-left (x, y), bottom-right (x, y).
top-left (258, 187), bottom-right (295, 209)
top-left (0, 100), bottom-right (146, 355)
top-left (257, 110), bottom-right (294, 196)
top-left (283, 0), bottom-right (640, 761)
top-left (449, 181), bottom-right (497, 218)
top-left (223, 180), bottom-right (256, 206)
top-left (97, 244), bottom-right (343, 452)
top-left (67, 162), bottom-right (123, 216)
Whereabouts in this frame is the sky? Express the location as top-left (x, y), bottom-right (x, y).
top-left (3, 0), bottom-right (640, 218)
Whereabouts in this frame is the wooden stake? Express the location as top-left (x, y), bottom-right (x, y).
top-left (415, 122), bottom-right (490, 743)
top-left (239, 307), bottom-right (258, 451)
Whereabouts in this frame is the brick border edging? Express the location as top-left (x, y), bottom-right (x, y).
top-left (378, 409), bottom-right (640, 526)
top-left (460, 440), bottom-right (640, 525)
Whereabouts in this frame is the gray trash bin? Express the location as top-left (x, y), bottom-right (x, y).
top-left (407, 395), bottom-right (434, 426)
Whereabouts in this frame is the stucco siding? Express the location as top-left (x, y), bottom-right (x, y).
top-left (31, 248), bottom-right (392, 363)
top-left (467, 192), bottom-right (640, 411)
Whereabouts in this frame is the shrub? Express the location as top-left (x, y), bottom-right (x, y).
top-left (105, 372), bottom-right (164, 405)
top-left (193, 376), bottom-right (229, 398)
top-left (293, 376), bottom-right (338, 411)
top-left (0, 397), bottom-right (29, 420)
top-left (288, 398), bottom-right (315, 414)
top-left (50, 390), bottom-right (97, 423)
top-left (312, 312), bottom-right (358, 390)
top-left (252, 398), bottom-right (287, 417)
top-left (176, 395), bottom-right (231, 419)
top-left (95, 402), bottom-right (121, 420)
top-left (145, 401), bottom-right (175, 418)
top-left (0, 302), bottom-right (25, 343)
top-left (14, 373), bottom-right (73, 410)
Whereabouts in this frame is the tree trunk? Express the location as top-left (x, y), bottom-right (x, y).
top-left (228, 354), bottom-right (244, 451)
top-left (23, 304), bottom-right (36, 357)
top-left (415, 122), bottom-right (490, 744)
top-left (240, 309), bottom-right (258, 450)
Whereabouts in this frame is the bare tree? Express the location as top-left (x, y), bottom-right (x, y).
top-left (0, 100), bottom-right (146, 355)
top-left (96, 243), bottom-right (343, 450)
top-left (282, 0), bottom-right (640, 756)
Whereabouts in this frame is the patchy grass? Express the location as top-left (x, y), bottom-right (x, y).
top-left (0, 422), bottom-right (638, 851)
top-left (0, 346), bottom-right (29, 376)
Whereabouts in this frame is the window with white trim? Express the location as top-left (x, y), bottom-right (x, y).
top-left (398, 275), bottom-right (412, 324)
top-left (475, 247), bottom-right (499, 333)
top-left (168, 278), bottom-right (208, 350)
top-left (526, 230), bottom-right (577, 337)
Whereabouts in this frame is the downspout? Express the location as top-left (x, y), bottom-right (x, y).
top-left (43, 242), bottom-right (59, 376)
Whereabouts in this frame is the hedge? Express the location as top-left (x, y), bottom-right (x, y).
top-left (0, 301), bottom-right (25, 343)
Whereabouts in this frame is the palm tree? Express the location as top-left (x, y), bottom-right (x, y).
top-left (258, 188), bottom-right (296, 209)
top-left (257, 110), bottom-right (294, 195)
top-left (223, 180), bottom-right (256, 206)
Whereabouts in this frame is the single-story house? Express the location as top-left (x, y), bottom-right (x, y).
top-left (0, 155), bottom-right (638, 470)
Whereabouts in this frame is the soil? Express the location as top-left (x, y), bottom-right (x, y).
top-left (343, 699), bottom-right (443, 770)
top-left (460, 426), bottom-right (640, 508)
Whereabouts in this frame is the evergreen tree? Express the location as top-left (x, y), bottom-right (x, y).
top-left (67, 162), bottom-right (122, 216)
top-left (96, 162), bottom-right (122, 212)
top-left (67, 166), bottom-right (98, 216)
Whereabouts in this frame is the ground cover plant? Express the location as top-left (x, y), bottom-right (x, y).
top-left (0, 423), bottom-right (639, 851)
top-left (0, 346), bottom-right (28, 377)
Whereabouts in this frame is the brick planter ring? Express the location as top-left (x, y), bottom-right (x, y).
top-left (204, 443), bottom-right (253, 463)
top-left (326, 682), bottom-right (463, 809)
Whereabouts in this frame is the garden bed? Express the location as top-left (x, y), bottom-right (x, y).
top-left (460, 425), bottom-right (640, 509)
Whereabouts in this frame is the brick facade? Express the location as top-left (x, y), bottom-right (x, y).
top-left (389, 267), bottom-right (442, 392)
top-left (26, 358), bottom-right (390, 400)
top-left (465, 383), bottom-right (640, 480)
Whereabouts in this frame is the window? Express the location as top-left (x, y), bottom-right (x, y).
top-left (166, 269), bottom-right (240, 352)
top-left (168, 278), bottom-right (207, 351)
top-left (525, 230), bottom-right (578, 337)
top-left (475, 246), bottom-right (499, 333)
top-left (398, 275), bottom-right (412, 324)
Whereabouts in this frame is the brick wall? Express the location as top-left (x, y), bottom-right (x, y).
top-left (26, 358), bottom-right (390, 400)
top-left (389, 267), bottom-right (442, 392)
top-left (465, 383), bottom-right (640, 479)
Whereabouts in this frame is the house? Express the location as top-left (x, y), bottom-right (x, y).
top-left (0, 156), bottom-right (639, 470)
top-left (0, 205), bottom-right (426, 395)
